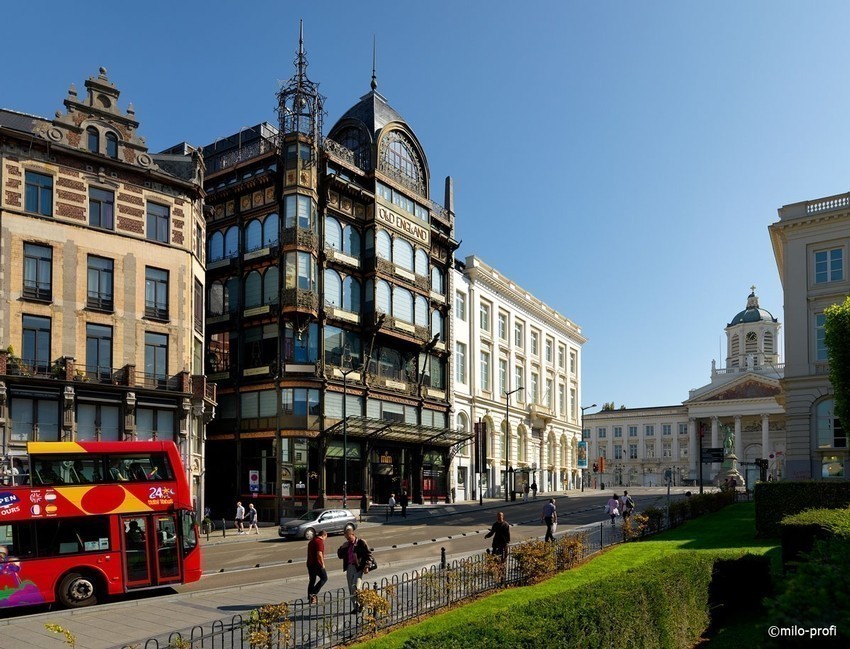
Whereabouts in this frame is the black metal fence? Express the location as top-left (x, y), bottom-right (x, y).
top-left (132, 520), bottom-right (642, 649)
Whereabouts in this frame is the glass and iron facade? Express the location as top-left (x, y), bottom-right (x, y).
top-left (202, 42), bottom-right (462, 520)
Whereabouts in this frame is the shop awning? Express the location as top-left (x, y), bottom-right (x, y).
top-left (324, 416), bottom-right (474, 448)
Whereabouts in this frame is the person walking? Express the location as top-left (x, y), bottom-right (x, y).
top-left (306, 529), bottom-right (328, 604)
top-left (605, 493), bottom-right (620, 525)
top-left (531, 481), bottom-right (538, 499)
top-left (336, 528), bottom-right (373, 614)
top-left (620, 491), bottom-right (634, 521)
top-left (235, 501), bottom-right (245, 534)
top-left (387, 493), bottom-right (396, 520)
top-left (399, 490), bottom-right (409, 518)
top-left (246, 503), bottom-right (259, 534)
top-left (523, 482), bottom-right (530, 502)
top-left (542, 498), bottom-right (558, 542)
top-left (484, 511), bottom-right (511, 562)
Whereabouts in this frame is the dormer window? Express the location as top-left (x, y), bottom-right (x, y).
top-left (106, 132), bottom-right (118, 159)
top-left (87, 127), bottom-right (99, 154)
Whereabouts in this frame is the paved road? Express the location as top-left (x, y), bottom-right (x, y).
top-left (0, 487), bottom-right (689, 649)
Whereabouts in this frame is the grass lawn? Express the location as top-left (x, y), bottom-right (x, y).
top-left (354, 502), bottom-right (779, 648)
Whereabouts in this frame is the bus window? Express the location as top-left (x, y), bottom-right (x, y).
top-left (35, 517), bottom-right (110, 556)
top-left (0, 524), bottom-right (14, 555)
top-left (102, 454), bottom-right (173, 483)
top-left (33, 460), bottom-right (65, 485)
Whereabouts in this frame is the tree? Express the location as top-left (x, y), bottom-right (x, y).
top-left (824, 295), bottom-right (850, 429)
top-left (600, 402), bottom-right (626, 411)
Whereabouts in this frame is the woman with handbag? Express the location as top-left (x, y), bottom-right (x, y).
top-left (337, 528), bottom-right (373, 613)
top-left (605, 493), bottom-right (621, 525)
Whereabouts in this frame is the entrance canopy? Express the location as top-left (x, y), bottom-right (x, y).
top-left (325, 416), bottom-right (474, 448)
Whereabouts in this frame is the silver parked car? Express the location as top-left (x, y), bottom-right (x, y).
top-left (278, 508), bottom-right (357, 540)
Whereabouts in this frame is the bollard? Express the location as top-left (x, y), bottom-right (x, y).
top-left (441, 547), bottom-right (446, 569)
top-left (222, 518), bottom-right (226, 538)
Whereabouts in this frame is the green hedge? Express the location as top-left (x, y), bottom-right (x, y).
top-left (754, 481), bottom-right (850, 537)
top-left (779, 508), bottom-right (850, 569)
top-left (396, 553), bottom-right (765, 649)
top-left (768, 537), bottom-right (850, 646)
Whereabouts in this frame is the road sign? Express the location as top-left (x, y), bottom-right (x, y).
top-left (701, 447), bottom-right (724, 463)
top-left (248, 469), bottom-right (260, 493)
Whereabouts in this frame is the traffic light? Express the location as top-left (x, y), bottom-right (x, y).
top-left (592, 463), bottom-right (599, 473)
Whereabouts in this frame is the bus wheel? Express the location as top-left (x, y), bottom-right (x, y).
top-left (57, 572), bottom-right (98, 608)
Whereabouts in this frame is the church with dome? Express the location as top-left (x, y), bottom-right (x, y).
top-left (584, 288), bottom-right (787, 489)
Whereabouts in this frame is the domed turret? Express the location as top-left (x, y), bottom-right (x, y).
top-left (725, 287), bottom-right (781, 369)
top-left (327, 59), bottom-right (429, 199)
top-left (728, 289), bottom-right (777, 326)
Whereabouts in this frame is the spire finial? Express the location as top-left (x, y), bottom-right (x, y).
top-left (371, 35), bottom-right (377, 91)
top-left (297, 19), bottom-right (306, 79)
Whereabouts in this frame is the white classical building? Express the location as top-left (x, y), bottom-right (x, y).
top-left (450, 256), bottom-right (586, 501)
top-left (584, 289), bottom-right (787, 489)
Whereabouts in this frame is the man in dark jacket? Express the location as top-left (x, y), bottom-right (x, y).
top-left (337, 528), bottom-right (372, 613)
top-left (484, 511), bottom-right (511, 561)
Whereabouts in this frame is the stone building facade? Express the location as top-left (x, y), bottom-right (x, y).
top-left (0, 69), bottom-right (215, 511)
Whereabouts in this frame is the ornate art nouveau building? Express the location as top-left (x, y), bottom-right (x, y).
top-left (201, 36), bottom-right (461, 519)
top-left (0, 69), bottom-right (215, 508)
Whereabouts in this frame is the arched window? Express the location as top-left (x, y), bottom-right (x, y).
top-left (431, 310), bottom-right (444, 340)
top-left (376, 230), bottom-right (392, 261)
top-left (342, 276), bottom-right (360, 312)
top-left (415, 295), bottom-right (429, 327)
top-left (393, 238), bottom-right (414, 272)
top-left (208, 231), bottom-right (224, 262)
top-left (393, 287), bottom-right (413, 323)
top-left (415, 249), bottom-right (428, 277)
top-left (263, 213), bottom-right (279, 247)
top-left (244, 271), bottom-right (262, 308)
top-left (263, 267), bottom-right (279, 304)
top-left (324, 269), bottom-right (342, 308)
top-left (376, 280), bottom-right (391, 315)
top-left (336, 126), bottom-right (370, 166)
top-left (325, 216), bottom-right (342, 250)
top-left (208, 281), bottom-right (224, 315)
top-left (380, 130), bottom-right (423, 193)
top-left (745, 330), bottom-right (758, 354)
top-left (244, 219), bottom-right (262, 252)
top-left (457, 412), bottom-right (470, 456)
top-left (87, 127), bottom-right (99, 153)
top-left (730, 334), bottom-right (740, 367)
top-left (105, 132), bottom-right (118, 159)
top-left (224, 226), bottom-right (239, 258)
top-left (764, 331), bottom-right (774, 355)
top-left (344, 226), bottom-right (361, 258)
top-left (431, 267), bottom-right (444, 294)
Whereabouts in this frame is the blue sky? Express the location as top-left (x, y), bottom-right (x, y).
top-left (4, 1), bottom-right (850, 408)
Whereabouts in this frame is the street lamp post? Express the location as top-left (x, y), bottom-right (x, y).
top-left (503, 387), bottom-right (523, 502)
top-left (341, 353), bottom-right (356, 510)
top-left (580, 403), bottom-right (597, 492)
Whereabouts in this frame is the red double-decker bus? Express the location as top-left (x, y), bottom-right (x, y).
top-left (0, 441), bottom-right (201, 610)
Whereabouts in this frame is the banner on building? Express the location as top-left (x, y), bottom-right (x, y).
top-left (577, 441), bottom-right (588, 469)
